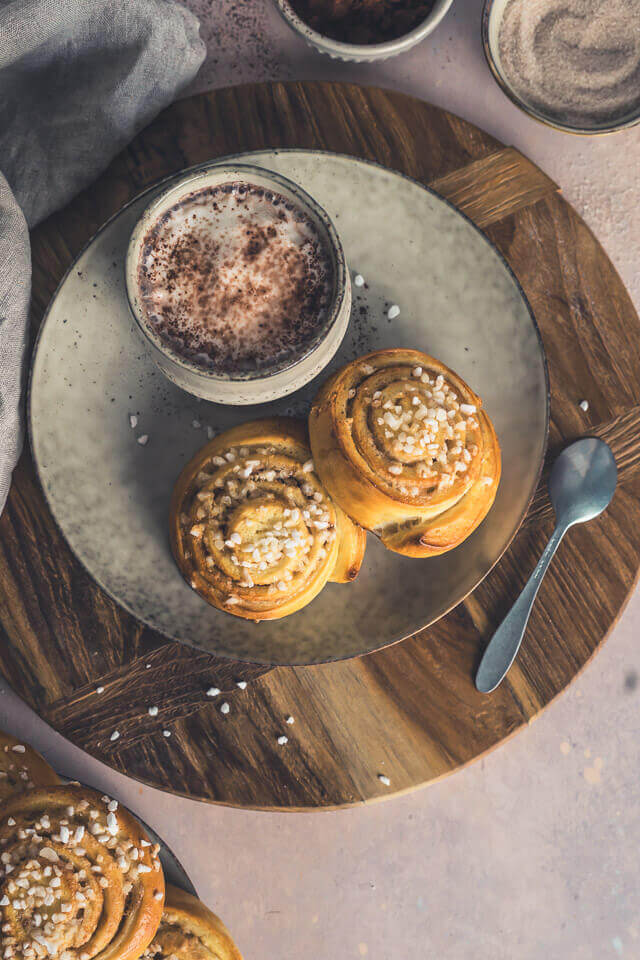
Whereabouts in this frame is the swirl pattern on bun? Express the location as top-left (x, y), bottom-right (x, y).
top-left (170, 418), bottom-right (366, 620)
top-left (0, 784), bottom-right (164, 960)
top-left (309, 349), bottom-right (501, 557)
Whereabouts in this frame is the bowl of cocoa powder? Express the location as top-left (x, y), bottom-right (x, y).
top-left (275, 0), bottom-right (454, 62)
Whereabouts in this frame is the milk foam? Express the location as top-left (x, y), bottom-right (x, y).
top-left (137, 182), bottom-right (334, 375)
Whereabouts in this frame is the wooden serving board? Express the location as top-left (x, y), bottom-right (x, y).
top-left (1, 82), bottom-right (639, 809)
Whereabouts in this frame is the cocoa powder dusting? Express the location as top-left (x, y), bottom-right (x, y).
top-left (138, 183), bottom-right (334, 375)
top-left (288, 0), bottom-right (437, 45)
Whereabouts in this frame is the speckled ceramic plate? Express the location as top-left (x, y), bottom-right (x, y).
top-left (29, 150), bottom-right (548, 666)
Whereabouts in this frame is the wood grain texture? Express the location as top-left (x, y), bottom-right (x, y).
top-left (431, 146), bottom-right (558, 228)
top-left (1, 82), bottom-right (639, 809)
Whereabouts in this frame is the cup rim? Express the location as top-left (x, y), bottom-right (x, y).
top-left (125, 161), bottom-right (348, 385)
top-left (274, 0), bottom-right (455, 59)
top-left (481, 0), bottom-right (640, 136)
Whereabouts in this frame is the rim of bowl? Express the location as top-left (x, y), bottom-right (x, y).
top-left (125, 161), bottom-right (348, 384)
top-left (481, 0), bottom-right (640, 136)
top-left (274, 0), bottom-right (455, 59)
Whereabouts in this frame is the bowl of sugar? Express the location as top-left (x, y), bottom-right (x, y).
top-left (483, 0), bottom-right (640, 135)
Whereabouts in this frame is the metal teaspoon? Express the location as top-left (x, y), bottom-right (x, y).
top-left (475, 437), bottom-right (617, 694)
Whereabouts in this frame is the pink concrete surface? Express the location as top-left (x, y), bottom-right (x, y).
top-left (3, 2), bottom-right (640, 957)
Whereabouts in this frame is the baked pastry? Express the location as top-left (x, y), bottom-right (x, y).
top-left (170, 418), bottom-right (366, 620)
top-left (309, 349), bottom-right (501, 557)
top-left (0, 731), bottom-right (61, 801)
top-left (143, 885), bottom-right (241, 960)
top-left (0, 784), bottom-right (165, 960)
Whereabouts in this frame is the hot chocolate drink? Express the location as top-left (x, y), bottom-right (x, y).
top-left (137, 182), bottom-right (335, 376)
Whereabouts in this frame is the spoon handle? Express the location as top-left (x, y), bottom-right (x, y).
top-left (475, 523), bottom-right (567, 693)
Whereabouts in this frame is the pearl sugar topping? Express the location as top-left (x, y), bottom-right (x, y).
top-left (183, 444), bottom-right (337, 597)
top-left (0, 793), bottom-right (161, 960)
top-left (355, 363), bottom-right (480, 491)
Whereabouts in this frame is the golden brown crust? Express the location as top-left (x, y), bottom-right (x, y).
top-left (143, 885), bottom-right (242, 960)
top-left (0, 731), bottom-right (61, 801)
top-left (169, 417), bottom-right (365, 620)
top-left (309, 349), bottom-right (501, 557)
top-left (0, 784), bottom-right (165, 960)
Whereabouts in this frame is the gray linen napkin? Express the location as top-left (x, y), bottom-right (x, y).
top-left (0, 0), bottom-right (205, 513)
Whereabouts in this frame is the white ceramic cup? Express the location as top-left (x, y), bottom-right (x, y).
top-left (125, 162), bottom-right (351, 405)
top-left (273, 0), bottom-right (454, 62)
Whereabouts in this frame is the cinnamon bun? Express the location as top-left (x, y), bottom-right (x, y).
top-left (170, 418), bottom-right (366, 620)
top-left (143, 886), bottom-right (241, 960)
top-left (0, 732), bottom-right (60, 802)
top-left (0, 784), bottom-right (165, 960)
top-left (309, 349), bottom-right (501, 557)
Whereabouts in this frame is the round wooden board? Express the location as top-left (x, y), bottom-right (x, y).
top-left (2, 82), bottom-right (640, 810)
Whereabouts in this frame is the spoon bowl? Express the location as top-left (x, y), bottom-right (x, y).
top-left (549, 437), bottom-right (617, 527)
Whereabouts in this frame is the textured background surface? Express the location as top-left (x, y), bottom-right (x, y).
top-left (3, 1), bottom-right (640, 957)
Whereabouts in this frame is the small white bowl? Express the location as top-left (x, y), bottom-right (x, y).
top-left (274, 0), bottom-right (455, 62)
top-left (482, 0), bottom-right (640, 135)
top-left (125, 162), bottom-right (351, 405)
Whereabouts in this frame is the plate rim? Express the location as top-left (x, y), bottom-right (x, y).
top-left (28, 147), bottom-right (550, 667)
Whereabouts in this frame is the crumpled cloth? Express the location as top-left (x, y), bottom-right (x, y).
top-left (0, 0), bottom-right (205, 513)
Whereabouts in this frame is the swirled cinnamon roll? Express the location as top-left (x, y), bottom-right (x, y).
top-left (0, 785), bottom-right (164, 960)
top-left (309, 349), bottom-right (501, 557)
top-left (169, 418), bottom-right (366, 620)
top-left (0, 733), bottom-right (60, 802)
top-left (142, 886), bottom-right (241, 960)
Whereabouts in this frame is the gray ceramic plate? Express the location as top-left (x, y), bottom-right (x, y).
top-left (29, 150), bottom-right (548, 666)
